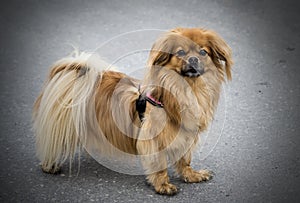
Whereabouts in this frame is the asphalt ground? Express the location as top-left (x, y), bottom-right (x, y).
top-left (0, 0), bottom-right (299, 202)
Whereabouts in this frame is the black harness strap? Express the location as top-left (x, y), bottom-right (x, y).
top-left (136, 94), bottom-right (147, 121)
top-left (136, 91), bottom-right (164, 121)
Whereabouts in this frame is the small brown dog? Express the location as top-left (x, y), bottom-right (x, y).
top-left (33, 28), bottom-right (232, 195)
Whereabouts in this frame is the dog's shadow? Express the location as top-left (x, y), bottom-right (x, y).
top-left (49, 153), bottom-right (185, 191)
top-left (60, 154), bottom-right (140, 177)
top-left (47, 153), bottom-right (148, 189)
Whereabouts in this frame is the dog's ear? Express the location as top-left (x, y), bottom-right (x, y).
top-left (205, 30), bottom-right (233, 80)
top-left (148, 34), bottom-right (173, 68)
top-left (150, 50), bottom-right (171, 67)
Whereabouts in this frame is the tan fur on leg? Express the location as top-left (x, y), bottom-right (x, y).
top-left (136, 132), bottom-right (178, 195)
top-left (175, 151), bottom-right (212, 183)
top-left (148, 170), bottom-right (177, 195)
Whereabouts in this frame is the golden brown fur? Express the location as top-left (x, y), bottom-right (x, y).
top-left (33, 28), bottom-right (233, 195)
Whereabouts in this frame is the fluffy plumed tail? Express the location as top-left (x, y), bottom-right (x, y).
top-left (33, 51), bottom-right (108, 174)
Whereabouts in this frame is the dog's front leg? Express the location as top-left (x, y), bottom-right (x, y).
top-left (147, 169), bottom-right (177, 195)
top-left (137, 141), bottom-right (177, 195)
top-left (175, 150), bottom-right (212, 183)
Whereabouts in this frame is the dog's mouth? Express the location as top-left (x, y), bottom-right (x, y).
top-left (181, 64), bottom-right (205, 78)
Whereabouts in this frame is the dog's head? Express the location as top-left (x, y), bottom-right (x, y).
top-left (148, 28), bottom-right (233, 80)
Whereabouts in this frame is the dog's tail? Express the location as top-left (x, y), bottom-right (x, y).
top-left (33, 51), bottom-right (110, 174)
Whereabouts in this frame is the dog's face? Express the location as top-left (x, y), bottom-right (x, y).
top-left (169, 37), bottom-right (210, 78)
top-left (148, 28), bottom-right (233, 80)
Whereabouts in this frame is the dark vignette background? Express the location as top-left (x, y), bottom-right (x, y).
top-left (0, 0), bottom-right (299, 202)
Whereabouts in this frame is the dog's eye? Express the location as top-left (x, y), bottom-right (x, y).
top-left (177, 50), bottom-right (186, 56)
top-left (199, 49), bottom-right (207, 56)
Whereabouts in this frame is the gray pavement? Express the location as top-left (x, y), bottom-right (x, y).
top-left (0, 0), bottom-right (300, 202)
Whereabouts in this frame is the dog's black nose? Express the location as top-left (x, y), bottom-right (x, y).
top-left (188, 57), bottom-right (198, 64)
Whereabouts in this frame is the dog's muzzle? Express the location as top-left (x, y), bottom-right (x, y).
top-left (181, 57), bottom-right (204, 77)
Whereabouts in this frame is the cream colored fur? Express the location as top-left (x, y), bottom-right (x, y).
top-left (33, 52), bottom-right (108, 173)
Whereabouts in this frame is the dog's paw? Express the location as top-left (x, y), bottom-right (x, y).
top-left (41, 164), bottom-right (61, 174)
top-left (183, 169), bottom-right (213, 183)
top-left (155, 183), bottom-right (178, 196)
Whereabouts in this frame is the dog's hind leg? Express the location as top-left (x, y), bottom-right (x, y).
top-left (41, 163), bottom-right (61, 174)
top-left (33, 52), bottom-right (99, 175)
